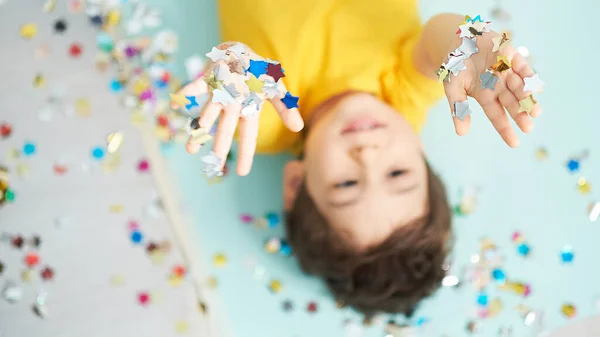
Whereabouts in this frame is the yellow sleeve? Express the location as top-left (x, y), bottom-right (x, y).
top-left (380, 27), bottom-right (445, 133)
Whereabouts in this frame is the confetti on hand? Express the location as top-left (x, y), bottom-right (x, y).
top-left (440, 15), bottom-right (544, 148)
top-left (171, 42), bottom-right (304, 177)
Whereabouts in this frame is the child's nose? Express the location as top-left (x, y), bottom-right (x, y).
top-left (348, 145), bottom-right (380, 166)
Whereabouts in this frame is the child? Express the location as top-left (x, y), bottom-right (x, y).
top-left (172, 0), bottom-right (543, 317)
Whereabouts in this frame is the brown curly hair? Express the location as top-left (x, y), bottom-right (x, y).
top-left (285, 162), bottom-right (452, 317)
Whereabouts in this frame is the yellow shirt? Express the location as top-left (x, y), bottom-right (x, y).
top-left (218, 0), bottom-right (444, 154)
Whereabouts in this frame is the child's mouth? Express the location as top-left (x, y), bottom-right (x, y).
top-left (341, 117), bottom-right (386, 135)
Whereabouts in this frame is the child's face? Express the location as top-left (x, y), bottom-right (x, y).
top-left (302, 93), bottom-right (429, 248)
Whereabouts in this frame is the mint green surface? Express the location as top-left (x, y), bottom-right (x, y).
top-left (146, 0), bottom-right (599, 336)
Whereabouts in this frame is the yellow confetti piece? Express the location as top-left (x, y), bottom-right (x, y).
top-left (535, 147), bottom-right (548, 161)
top-left (150, 291), bottom-right (163, 304)
top-left (489, 298), bottom-right (503, 317)
top-left (154, 125), bottom-right (171, 142)
top-left (6, 149), bottom-right (20, 161)
top-left (490, 55), bottom-right (512, 73)
top-left (175, 321), bottom-right (189, 334)
top-left (206, 276), bottom-right (218, 289)
top-left (16, 163), bottom-right (29, 178)
top-left (20, 24), bottom-right (38, 39)
top-left (132, 78), bottom-right (150, 96)
top-left (189, 128), bottom-right (212, 145)
top-left (130, 110), bottom-right (146, 125)
top-left (561, 304), bottom-right (576, 318)
top-left (107, 132), bottom-right (124, 153)
top-left (213, 253), bottom-right (228, 267)
top-left (254, 217), bottom-right (268, 229)
top-left (577, 177), bottom-right (591, 195)
top-left (75, 98), bottom-right (91, 117)
top-left (150, 251), bottom-right (166, 265)
top-left (109, 204), bottom-right (124, 213)
top-left (102, 153), bottom-right (121, 173)
top-left (168, 274), bottom-right (184, 287)
top-left (110, 274), bottom-right (126, 286)
top-left (518, 95), bottom-right (537, 114)
top-left (33, 74), bottom-right (45, 88)
top-left (436, 67), bottom-right (450, 83)
top-left (106, 9), bottom-right (121, 26)
top-left (245, 76), bottom-right (264, 93)
top-left (21, 269), bottom-right (35, 282)
top-left (269, 280), bottom-right (283, 293)
top-left (43, 0), bottom-right (57, 12)
top-left (169, 93), bottom-right (189, 107)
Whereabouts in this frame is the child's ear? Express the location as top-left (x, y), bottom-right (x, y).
top-left (283, 160), bottom-right (304, 212)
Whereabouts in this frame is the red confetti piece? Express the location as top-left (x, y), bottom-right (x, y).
top-left (11, 236), bottom-right (24, 249)
top-left (172, 265), bottom-right (186, 277)
top-left (53, 164), bottom-right (68, 175)
top-left (41, 266), bottom-right (54, 281)
top-left (138, 292), bottom-right (150, 306)
top-left (69, 43), bottom-right (82, 57)
top-left (161, 72), bottom-right (170, 83)
top-left (307, 302), bottom-right (318, 313)
top-left (25, 252), bottom-right (40, 267)
top-left (137, 159), bottom-right (149, 172)
top-left (511, 231), bottom-right (523, 243)
top-left (157, 114), bottom-right (169, 127)
top-left (1, 122), bottom-right (13, 138)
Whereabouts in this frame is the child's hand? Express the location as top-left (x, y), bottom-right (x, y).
top-left (440, 22), bottom-right (544, 148)
top-left (172, 43), bottom-right (304, 176)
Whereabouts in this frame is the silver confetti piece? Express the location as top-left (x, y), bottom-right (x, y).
top-left (201, 151), bottom-right (224, 179)
top-left (263, 79), bottom-right (282, 99)
top-left (458, 38), bottom-right (479, 58)
top-left (453, 100), bottom-right (472, 121)
top-left (2, 281), bottom-right (23, 304)
top-left (446, 54), bottom-right (467, 76)
top-left (223, 83), bottom-right (241, 98)
top-left (241, 92), bottom-right (263, 118)
top-left (480, 70), bottom-right (499, 90)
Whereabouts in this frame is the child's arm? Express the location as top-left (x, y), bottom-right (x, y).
top-left (414, 13), bottom-right (544, 148)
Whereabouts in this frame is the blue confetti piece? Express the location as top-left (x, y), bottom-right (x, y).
top-left (281, 92), bottom-right (299, 109)
top-left (90, 15), bottom-right (103, 26)
top-left (131, 231), bottom-right (143, 244)
top-left (265, 212), bottom-right (280, 228)
top-left (279, 240), bottom-right (292, 257)
top-left (566, 159), bottom-right (580, 173)
top-left (155, 80), bottom-right (168, 89)
top-left (110, 80), bottom-right (123, 92)
top-left (23, 142), bottom-right (36, 156)
top-left (476, 293), bottom-right (488, 306)
top-left (247, 60), bottom-right (269, 77)
top-left (415, 317), bottom-right (429, 326)
top-left (91, 146), bottom-right (105, 160)
top-left (96, 33), bottom-right (114, 52)
top-left (185, 96), bottom-right (199, 110)
top-left (491, 269), bottom-right (506, 284)
top-left (561, 245), bottom-right (574, 263)
top-left (517, 243), bottom-right (531, 256)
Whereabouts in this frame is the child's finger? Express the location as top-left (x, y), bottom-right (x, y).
top-left (506, 70), bottom-right (542, 118)
top-left (236, 116), bottom-right (260, 176)
top-left (511, 53), bottom-right (535, 81)
top-left (479, 98), bottom-right (520, 148)
top-left (443, 82), bottom-right (471, 136)
top-left (498, 90), bottom-right (533, 133)
top-left (212, 103), bottom-right (240, 163)
top-left (197, 96), bottom-right (222, 130)
top-left (269, 98), bottom-right (304, 132)
top-left (170, 78), bottom-right (208, 109)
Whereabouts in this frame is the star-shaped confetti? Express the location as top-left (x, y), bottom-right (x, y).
top-left (211, 89), bottom-right (236, 106)
top-left (40, 267), bottom-right (54, 281)
top-left (453, 100), bottom-right (472, 121)
top-left (446, 54), bottom-right (467, 76)
top-left (205, 47), bottom-right (228, 62)
top-left (201, 151), bottom-right (224, 179)
top-left (185, 96), bottom-right (199, 110)
top-left (241, 92), bottom-right (262, 117)
top-left (169, 93), bottom-right (188, 107)
top-left (266, 63), bottom-right (285, 82)
top-left (227, 43), bottom-right (248, 58)
top-left (189, 128), bottom-right (212, 145)
top-left (523, 74), bottom-right (545, 93)
top-left (436, 66), bottom-right (450, 83)
top-left (491, 55), bottom-right (511, 73)
top-left (245, 75), bottom-right (264, 93)
top-left (282, 92), bottom-right (299, 109)
top-left (458, 38), bottom-right (479, 58)
top-left (519, 95), bottom-right (537, 114)
top-left (480, 70), bottom-right (499, 90)
top-left (248, 59), bottom-right (269, 77)
top-left (223, 83), bottom-right (241, 98)
top-left (492, 32), bottom-right (510, 52)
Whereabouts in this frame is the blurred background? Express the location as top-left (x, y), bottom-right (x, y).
top-left (0, 0), bottom-right (599, 337)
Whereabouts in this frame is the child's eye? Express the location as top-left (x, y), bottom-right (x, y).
top-left (334, 180), bottom-right (358, 188)
top-left (389, 170), bottom-right (406, 178)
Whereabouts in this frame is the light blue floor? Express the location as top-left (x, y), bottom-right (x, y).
top-left (147, 0), bottom-right (600, 336)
